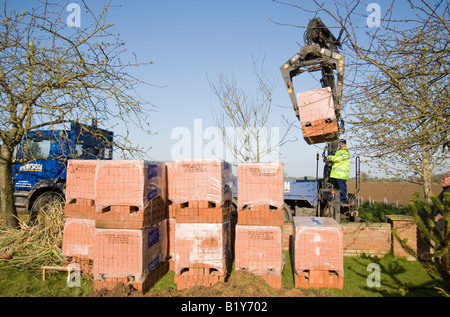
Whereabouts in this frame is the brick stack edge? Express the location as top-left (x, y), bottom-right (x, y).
top-left (234, 162), bottom-right (284, 288)
top-left (296, 87), bottom-right (339, 145)
top-left (292, 216), bottom-right (344, 289)
top-left (62, 160), bottom-right (169, 293)
top-left (170, 159), bottom-right (233, 290)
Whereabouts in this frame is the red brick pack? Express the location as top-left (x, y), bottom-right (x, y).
top-left (93, 224), bottom-right (163, 283)
top-left (293, 216), bottom-right (344, 289)
top-left (170, 159), bottom-right (232, 206)
top-left (174, 221), bottom-right (231, 277)
top-left (234, 225), bottom-right (283, 288)
top-left (65, 160), bottom-right (98, 219)
top-left (237, 162), bottom-right (284, 210)
top-left (62, 217), bottom-right (95, 273)
top-left (296, 87), bottom-right (339, 144)
top-left (94, 160), bottom-right (167, 229)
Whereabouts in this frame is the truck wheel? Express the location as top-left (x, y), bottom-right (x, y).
top-left (29, 192), bottom-right (64, 223)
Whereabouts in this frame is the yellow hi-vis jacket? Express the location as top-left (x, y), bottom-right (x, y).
top-left (327, 146), bottom-right (350, 180)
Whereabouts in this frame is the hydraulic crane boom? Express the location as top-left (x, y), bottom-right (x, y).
top-left (279, 18), bottom-right (361, 223)
top-left (280, 18), bottom-right (345, 139)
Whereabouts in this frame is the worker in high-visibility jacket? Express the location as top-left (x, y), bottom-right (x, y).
top-left (326, 139), bottom-right (350, 204)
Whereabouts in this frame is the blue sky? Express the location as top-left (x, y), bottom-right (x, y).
top-left (6, 0), bottom-right (407, 177)
top-left (103, 0), bottom-right (340, 177)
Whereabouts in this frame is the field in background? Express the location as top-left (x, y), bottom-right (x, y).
top-left (348, 181), bottom-right (442, 205)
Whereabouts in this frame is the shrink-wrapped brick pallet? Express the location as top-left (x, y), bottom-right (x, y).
top-left (94, 160), bottom-right (167, 229)
top-left (234, 225), bottom-right (283, 288)
top-left (292, 216), bottom-right (344, 289)
top-left (65, 160), bottom-right (98, 219)
top-left (297, 87), bottom-right (339, 144)
top-left (236, 162), bottom-right (284, 226)
top-left (62, 218), bottom-right (95, 274)
top-left (173, 221), bottom-right (231, 290)
top-left (170, 159), bottom-right (232, 206)
top-left (170, 159), bottom-right (232, 223)
top-left (237, 162), bottom-right (284, 209)
top-left (92, 223), bottom-right (167, 292)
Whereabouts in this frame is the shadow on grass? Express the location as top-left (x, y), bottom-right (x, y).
top-left (341, 253), bottom-right (440, 297)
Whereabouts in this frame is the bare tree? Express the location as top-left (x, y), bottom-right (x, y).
top-left (208, 56), bottom-right (294, 163)
top-left (274, 0), bottom-right (450, 202)
top-left (0, 0), bottom-right (154, 227)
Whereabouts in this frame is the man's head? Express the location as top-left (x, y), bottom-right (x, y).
top-left (339, 139), bottom-right (346, 147)
top-left (441, 173), bottom-right (450, 188)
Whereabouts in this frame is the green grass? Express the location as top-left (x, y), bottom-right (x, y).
top-left (328, 253), bottom-right (440, 297)
top-left (0, 252), bottom-right (441, 297)
top-left (0, 264), bottom-right (92, 297)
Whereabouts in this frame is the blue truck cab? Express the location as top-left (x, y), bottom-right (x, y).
top-left (12, 122), bottom-right (113, 216)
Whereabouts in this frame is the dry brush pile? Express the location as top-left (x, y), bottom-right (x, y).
top-left (0, 205), bottom-right (65, 268)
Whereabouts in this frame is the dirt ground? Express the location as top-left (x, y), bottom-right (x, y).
top-left (348, 181), bottom-right (442, 205)
top-left (87, 270), bottom-right (329, 297)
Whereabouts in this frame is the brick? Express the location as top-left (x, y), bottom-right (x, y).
top-left (65, 160), bottom-right (98, 219)
top-left (173, 263), bottom-right (227, 290)
top-left (93, 224), bottom-right (163, 282)
top-left (387, 215), bottom-right (417, 260)
top-left (94, 196), bottom-right (166, 229)
top-left (62, 218), bottom-right (95, 262)
top-left (237, 205), bottom-right (283, 227)
top-left (94, 160), bottom-right (167, 229)
top-left (174, 221), bottom-right (231, 276)
top-left (237, 163), bottom-right (284, 210)
top-left (66, 160), bottom-right (97, 201)
top-left (234, 225), bottom-right (283, 284)
top-left (64, 199), bottom-right (96, 219)
top-left (296, 87), bottom-right (339, 144)
top-left (293, 217), bottom-right (344, 289)
top-left (174, 200), bottom-right (232, 223)
top-left (95, 160), bottom-right (167, 207)
top-left (171, 159), bottom-right (232, 206)
top-left (294, 267), bottom-right (343, 289)
top-left (93, 261), bottom-right (169, 293)
top-left (342, 223), bottom-right (391, 257)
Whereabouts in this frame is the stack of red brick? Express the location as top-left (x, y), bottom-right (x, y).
top-left (62, 160), bottom-right (169, 292)
top-left (169, 159), bottom-right (232, 290)
top-left (292, 216), bottom-right (344, 289)
top-left (297, 87), bottom-right (339, 145)
top-left (234, 162), bottom-right (284, 288)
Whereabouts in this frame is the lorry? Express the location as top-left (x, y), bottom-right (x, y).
top-left (279, 18), bottom-right (360, 222)
top-left (12, 122), bottom-right (113, 220)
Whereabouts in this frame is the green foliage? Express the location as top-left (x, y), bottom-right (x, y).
top-left (357, 202), bottom-right (409, 222)
top-left (395, 192), bottom-right (450, 291)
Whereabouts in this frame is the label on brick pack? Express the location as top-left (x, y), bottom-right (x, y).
top-left (72, 164), bottom-right (96, 175)
top-left (181, 163), bottom-right (206, 173)
top-left (147, 186), bottom-right (161, 201)
top-left (248, 165), bottom-right (280, 177)
top-left (105, 234), bottom-right (130, 245)
top-left (148, 228), bottom-right (160, 249)
top-left (247, 231), bottom-right (275, 241)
